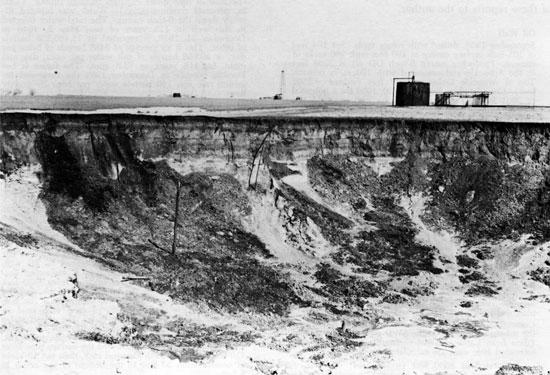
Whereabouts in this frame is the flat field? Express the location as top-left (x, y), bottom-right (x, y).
top-left (2, 95), bottom-right (549, 122)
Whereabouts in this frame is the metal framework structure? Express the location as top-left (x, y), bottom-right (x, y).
top-left (273, 70), bottom-right (286, 100)
top-left (435, 91), bottom-right (492, 106)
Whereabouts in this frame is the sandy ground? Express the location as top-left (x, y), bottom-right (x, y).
top-left (2, 166), bottom-right (550, 374)
top-left (3, 106), bottom-right (550, 123)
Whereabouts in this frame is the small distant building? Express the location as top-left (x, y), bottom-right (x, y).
top-left (395, 81), bottom-right (430, 106)
top-left (172, 93), bottom-right (181, 98)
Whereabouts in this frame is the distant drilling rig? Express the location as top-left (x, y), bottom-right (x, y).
top-left (274, 70), bottom-right (285, 100)
top-left (259, 70), bottom-right (287, 100)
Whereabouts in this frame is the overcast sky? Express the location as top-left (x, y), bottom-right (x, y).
top-left (1, 0), bottom-right (549, 104)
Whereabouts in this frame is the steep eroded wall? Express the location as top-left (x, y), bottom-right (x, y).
top-left (2, 112), bottom-right (550, 313)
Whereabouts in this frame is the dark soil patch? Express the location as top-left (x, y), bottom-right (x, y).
top-left (307, 155), bottom-right (380, 216)
top-left (152, 252), bottom-right (301, 314)
top-left (465, 284), bottom-right (498, 297)
top-left (0, 228), bottom-right (39, 248)
top-left (163, 319), bottom-right (260, 348)
top-left (342, 200), bottom-right (443, 277)
top-left (77, 316), bottom-right (260, 362)
top-left (495, 363), bottom-right (544, 375)
top-left (307, 155), bottom-right (442, 278)
top-left (314, 263), bottom-right (384, 307)
top-left (76, 331), bottom-right (120, 345)
top-left (459, 271), bottom-right (486, 284)
top-left (456, 254), bottom-right (480, 268)
top-left (427, 156), bottom-right (549, 244)
top-left (380, 152), bottom-right (430, 196)
top-left (267, 161), bottom-right (300, 179)
top-left (472, 247), bottom-right (494, 260)
top-left (277, 183), bottom-right (353, 246)
top-left (382, 293), bottom-right (408, 304)
top-left (325, 330), bottom-right (363, 349)
top-left (401, 285), bottom-right (434, 297)
top-left (530, 267), bottom-right (550, 288)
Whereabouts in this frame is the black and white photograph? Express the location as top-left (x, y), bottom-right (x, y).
top-left (1, 1), bottom-right (550, 374)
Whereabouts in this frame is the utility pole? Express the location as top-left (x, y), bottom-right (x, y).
top-left (280, 70), bottom-right (285, 99)
top-left (202, 62), bottom-right (207, 98)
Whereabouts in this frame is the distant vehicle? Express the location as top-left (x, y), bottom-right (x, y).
top-left (295, 97), bottom-right (301, 100)
top-left (273, 93), bottom-right (283, 100)
top-left (172, 93), bottom-right (181, 98)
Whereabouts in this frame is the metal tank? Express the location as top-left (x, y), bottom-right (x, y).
top-left (395, 81), bottom-right (430, 106)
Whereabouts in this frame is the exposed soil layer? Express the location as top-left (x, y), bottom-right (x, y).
top-left (3, 113), bottom-right (550, 167)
